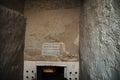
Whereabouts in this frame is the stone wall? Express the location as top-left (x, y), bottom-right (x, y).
top-left (24, 0), bottom-right (80, 61)
top-left (0, 6), bottom-right (26, 80)
top-left (80, 0), bottom-right (120, 80)
top-left (25, 0), bottom-right (80, 10)
top-left (0, 0), bottom-right (25, 13)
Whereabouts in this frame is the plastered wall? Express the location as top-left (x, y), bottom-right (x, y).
top-left (24, 0), bottom-right (80, 61)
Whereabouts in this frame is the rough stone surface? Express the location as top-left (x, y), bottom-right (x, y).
top-left (25, 0), bottom-right (80, 10)
top-left (0, 0), bottom-right (25, 13)
top-left (80, 0), bottom-right (120, 80)
top-left (24, 1), bottom-right (80, 61)
top-left (0, 6), bottom-right (26, 80)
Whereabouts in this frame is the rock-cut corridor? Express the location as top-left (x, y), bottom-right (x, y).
top-left (0, 0), bottom-right (120, 80)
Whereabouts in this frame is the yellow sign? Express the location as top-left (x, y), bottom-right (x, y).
top-left (43, 68), bottom-right (55, 73)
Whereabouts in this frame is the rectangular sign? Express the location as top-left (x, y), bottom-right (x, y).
top-left (42, 43), bottom-right (60, 56)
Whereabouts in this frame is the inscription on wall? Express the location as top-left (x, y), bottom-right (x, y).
top-left (42, 43), bottom-right (60, 56)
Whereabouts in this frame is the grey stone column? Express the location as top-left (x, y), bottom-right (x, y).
top-left (0, 6), bottom-right (26, 80)
top-left (79, 0), bottom-right (120, 80)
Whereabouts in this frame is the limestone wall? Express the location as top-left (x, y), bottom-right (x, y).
top-left (0, 6), bottom-right (26, 80)
top-left (24, 0), bottom-right (80, 61)
top-left (25, 0), bottom-right (80, 10)
top-left (0, 0), bottom-right (25, 13)
top-left (80, 0), bottom-right (120, 80)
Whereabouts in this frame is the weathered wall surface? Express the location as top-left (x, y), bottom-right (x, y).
top-left (25, 0), bottom-right (80, 10)
top-left (24, 0), bottom-right (80, 61)
top-left (80, 0), bottom-right (120, 80)
top-left (0, 0), bottom-right (25, 13)
top-left (0, 6), bottom-right (26, 80)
